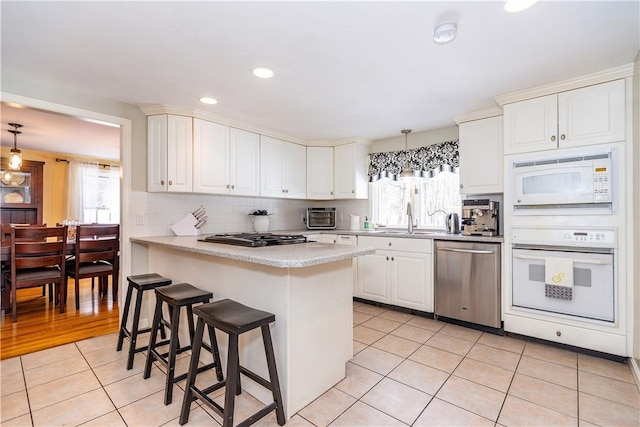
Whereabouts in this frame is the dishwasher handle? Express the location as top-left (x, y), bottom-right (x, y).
top-left (437, 247), bottom-right (495, 255)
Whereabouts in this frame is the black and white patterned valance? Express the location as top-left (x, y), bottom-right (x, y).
top-left (368, 139), bottom-right (459, 181)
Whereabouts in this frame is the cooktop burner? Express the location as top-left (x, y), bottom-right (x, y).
top-left (198, 233), bottom-right (308, 247)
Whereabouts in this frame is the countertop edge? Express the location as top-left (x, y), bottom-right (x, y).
top-left (130, 236), bottom-right (375, 268)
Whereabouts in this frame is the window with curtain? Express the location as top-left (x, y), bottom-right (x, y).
top-left (66, 160), bottom-right (120, 224)
top-left (368, 140), bottom-right (461, 229)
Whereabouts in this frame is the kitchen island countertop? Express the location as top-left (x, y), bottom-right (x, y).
top-left (130, 235), bottom-right (375, 268)
top-left (297, 229), bottom-right (504, 243)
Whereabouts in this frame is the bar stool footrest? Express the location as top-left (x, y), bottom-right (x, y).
top-left (239, 365), bottom-right (272, 390)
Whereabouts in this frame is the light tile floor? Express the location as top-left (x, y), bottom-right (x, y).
top-left (2, 301), bottom-right (639, 426)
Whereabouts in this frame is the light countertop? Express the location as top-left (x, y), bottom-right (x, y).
top-left (130, 235), bottom-right (375, 268)
top-left (298, 229), bottom-right (504, 243)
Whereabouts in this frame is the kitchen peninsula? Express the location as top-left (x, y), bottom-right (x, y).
top-left (130, 235), bottom-right (374, 419)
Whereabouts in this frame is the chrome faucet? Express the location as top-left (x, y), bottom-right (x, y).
top-left (407, 202), bottom-right (418, 234)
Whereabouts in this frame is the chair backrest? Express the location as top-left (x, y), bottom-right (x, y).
top-left (74, 224), bottom-right (120, 265)
top-left (10, 225), bottom-right (68, 286)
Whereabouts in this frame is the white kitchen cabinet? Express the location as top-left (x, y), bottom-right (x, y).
top-left (260, 136), bottom-right (307, 199)
top-left (193, 121), bottom-right (260, 196)
top-left (504, 79), bottom-right (626, 155)
top-left (148, 114), bottom-right (192, 192)
top-left (334, 143), bottom-right (368, 199)
top-left (459, 115), bottom-right (503, 194)
top-left (307, 146), bottom-right (334, 199)
top-left (357, 236), bottom-right (432, 312)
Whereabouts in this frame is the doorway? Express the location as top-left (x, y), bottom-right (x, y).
top-left (0, 94), bottom-right (132, 359)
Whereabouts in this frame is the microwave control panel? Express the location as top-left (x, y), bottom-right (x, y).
top-left (593, 163), bottom-right (611, 202)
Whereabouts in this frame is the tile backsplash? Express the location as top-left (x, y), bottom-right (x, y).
top-left (130, 191), bottom-right (369, 236)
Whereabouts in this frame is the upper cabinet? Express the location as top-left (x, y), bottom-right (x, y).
top-left (0, 159), bottom-right (44, 225)
top-left (504, 79), bottom-right (626, 155)
top-left (148, 114), bottom-right (193, 192)
top-left (306, 146), bottom-right (334, 200)
top-left (334, 142), bottom-right (368, 199)
top-left (459, 115), bottom-right (503, 194)
top-left (260, 136), bottom-right (307, 199)
top-left (193, 119), bottom-right (260, 196)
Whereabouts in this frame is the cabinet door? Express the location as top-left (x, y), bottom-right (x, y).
top-left (285, 142), bottom-right (307, 199)
top-left (166, 115), bottom-right (193, 192)
top-left (459, 116), bottom-right (503, 194)
top-left (193, 118), bottom-right (229, 194)
top-left (147, 115), bottom-right (168, 192)
top-left (503, 94), bottom-right (557, 154)
top-left (230, 128), bottom-right (260, 196)
top-left (391, 251), bottom-right (432, 312)
top-left (334, 143), bottom-right (356, 199)
top-left (260, 136), bottom-right (285, 197)
top-left (307, 146), bottom-right (334, 199)
top-left (558, 79), bottom-right (626, 148)
top-left (358, 251), bottom-right (390, 303)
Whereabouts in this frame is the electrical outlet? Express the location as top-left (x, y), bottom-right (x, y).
top-left (136, 213), bottom-right (145, 225)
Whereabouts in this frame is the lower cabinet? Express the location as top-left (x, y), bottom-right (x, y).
top-left (357, 236), bottom-right (433, 312)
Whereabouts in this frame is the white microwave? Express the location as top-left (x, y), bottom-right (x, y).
top-left (512, 149), bottom-right (613, 212)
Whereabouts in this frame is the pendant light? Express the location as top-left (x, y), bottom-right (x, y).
top-left (8, 123), bottom-right (23, 171)
top-left (399, 129), bottom-right (414, 178)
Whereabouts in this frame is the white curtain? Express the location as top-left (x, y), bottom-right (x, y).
top-left (66, 160), bottom-right (99, 221)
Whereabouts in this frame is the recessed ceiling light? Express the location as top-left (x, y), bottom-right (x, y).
top-left (251, 66), bottom-right (274, 79)
top-left (199, 97), bottom-right (218, 105)
top-left (433, 23), bottom-right (457, 44)
top-left (504, 0), bottom-right (539, 13)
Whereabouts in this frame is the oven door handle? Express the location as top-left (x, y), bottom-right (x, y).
top-left (438, 248), bottom-right (494, 255)
top-left (513, 254), bottom-right (612, 265)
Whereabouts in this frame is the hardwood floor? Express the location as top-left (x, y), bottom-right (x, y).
top-left (0, 277), bottom-right (119, 360)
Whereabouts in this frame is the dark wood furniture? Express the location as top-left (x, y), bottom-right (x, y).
top-left (144, 283), bottom-right (221, 405)
top-left (65, 224), bottom-right (120, 310)
top-left (116, 273), bottom-right (172, 370)
top-left (180, 299), bottom-right (285, 427)
top-left (4, 225), bottom-right (68, 322)
top-left (1, 159), bottom-right (44, 226)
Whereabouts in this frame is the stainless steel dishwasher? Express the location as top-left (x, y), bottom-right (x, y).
top-left (435, 240), bottom-right (501, 328)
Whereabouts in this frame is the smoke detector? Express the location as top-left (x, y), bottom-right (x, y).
top-left (433, 23), bottom-right (457, 44)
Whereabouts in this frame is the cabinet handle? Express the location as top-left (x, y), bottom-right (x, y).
top-left (560, 134), bottom-right (566, 140)
top-left (388, 242), bottom-right (392, 247)
top-left (282, 189), bottom-right (285, 193)
top-left (352, 190), bottom-right (355, 194)
top-left (231, 185), bottom-right (235, 189)
top-left (227, 184), bottom-right (230, 189)
top-left (330, 191), bottom-right (333, 195)
top-left (460, 184), bottom-right (463, 189)
top-left (386, 256), bottom-right (389, 261)
top-left (551, 135), bottom-right (556, 142)
top-left (168, 180), bottom-right (173, 185)
top-left (161, 180), bottom-right (165, 185)
top-left (391, 257), bottom-right (394, 261)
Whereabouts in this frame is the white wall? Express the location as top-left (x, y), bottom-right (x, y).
top-left (633, 52), bottom-right (640, 368)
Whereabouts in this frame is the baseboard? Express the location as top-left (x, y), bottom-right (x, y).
top-left (630, 357), bottom-right (640, 393)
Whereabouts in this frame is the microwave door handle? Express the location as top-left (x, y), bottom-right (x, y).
top-left (513, 254), bottom-right (612, 265)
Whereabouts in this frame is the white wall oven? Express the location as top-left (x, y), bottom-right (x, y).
top-left (511, 226), bottom-right (616, 323)
top-left (511, 148), bottom-right (613, 213)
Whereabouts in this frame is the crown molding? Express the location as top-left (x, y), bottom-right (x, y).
top-left (494, 63), bottom-right (634, 107)
top-left (454, 107), bottom-right (503, 125)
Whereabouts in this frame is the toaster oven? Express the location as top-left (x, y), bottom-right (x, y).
top-left (306, 207), bottom-right (336, 230)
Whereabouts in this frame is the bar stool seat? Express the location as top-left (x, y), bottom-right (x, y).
top-left (180, 299), bottom-right (285, 427)
top-left (144, 283), bottom-right (223, 405)
top-left (116, 273), bottom-right (172, 370)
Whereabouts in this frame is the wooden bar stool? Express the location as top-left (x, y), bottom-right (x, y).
top-left (179, 299), bottom-right (285, 427)
top-left (116, 273), bottom-right (172, 370)
top-left (143, 282), bottom-right (223, 405)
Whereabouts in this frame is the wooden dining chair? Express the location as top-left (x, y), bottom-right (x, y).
top-left (65, 224), bottom-right (120, 310)
top-left (4, 225), bottom-right (68, 322)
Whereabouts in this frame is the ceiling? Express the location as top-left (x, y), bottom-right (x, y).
top-left (1, 1), bottom-right (638, 158)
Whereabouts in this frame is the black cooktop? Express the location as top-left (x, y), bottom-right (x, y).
top-left (198, 233), bottom-right (308, 247)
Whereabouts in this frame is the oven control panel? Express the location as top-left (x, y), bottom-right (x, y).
top-left (511, 227), bottom-right (616, 248)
